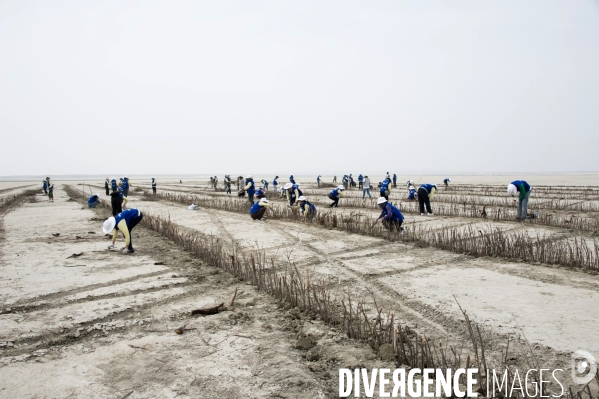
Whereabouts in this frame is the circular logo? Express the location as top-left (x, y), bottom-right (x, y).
top-left (571, 350), bottom-right (597, 385)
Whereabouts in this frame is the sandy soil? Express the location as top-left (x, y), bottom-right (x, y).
top-left (0, 188), bottom-right (392, 398)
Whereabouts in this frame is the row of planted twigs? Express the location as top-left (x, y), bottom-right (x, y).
top-left (0, 190), bottom-right (40, 209)
top-left (142, 190), bottom-right (599, 270)
top-left (184, 188), bottom-right (599, 232)
top-left (66, 186), bottom-right (596, 398)
top-left (139, 211), bottom-right (498, 394)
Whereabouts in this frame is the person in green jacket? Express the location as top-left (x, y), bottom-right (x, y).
top-left (507, 180), bottom-right (532, 220)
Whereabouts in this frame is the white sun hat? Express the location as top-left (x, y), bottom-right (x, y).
top-left (377, 197), bottom-right (387, 204)
top-left (337, 185), bottom-right (345, 190)
top-left (246, 174), bottom-right (253, 179)
top-left (284, 183), bottom-right (293, 189)
top-left (260, 198), bottom-right (269, 203)
top-left (102, 217), bottom-right (116, 234)
top-left (295, 182), bottom-right (300, 186)
top-left (298, 196), bottom-right (306, 201)
top-left (507, 184), bottom-right (517, 196)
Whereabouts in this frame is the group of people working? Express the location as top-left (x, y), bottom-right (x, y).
top-left (92, 174), bottom-right (533, 255)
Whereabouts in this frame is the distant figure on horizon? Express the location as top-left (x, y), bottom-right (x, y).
top-left (111, 178), bottom-right (117, 192)
top-left (444, 178), bottom-right (451, 188)
top-left (151, 177), bottom-right (157, 195)
top-left (261, 179), bottom-right (269, 191)
top-left (289, 175), bottom-right (295, 184)
top-left (317, 175), bottom-right (321, 188)
top-left (105, 178), bottom-right (110, 196)
top-left (224, 175), bottom-right (231, 194)
top-left (358, 174), bottom-right (364, 189)
top-left (332, 175), bottom-right (337, 183)
top-left (42, 179), bottom-right (48, 195)
top-left (393, 174), bottom-right (397, 188)
top-left (46, 177), bottom-right (54, 202)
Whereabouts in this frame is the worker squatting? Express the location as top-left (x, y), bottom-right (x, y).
top-left (82, 176), bottom-right (532, 255)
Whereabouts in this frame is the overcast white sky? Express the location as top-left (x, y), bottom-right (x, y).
top-left (1, 0), bottom-right (598, 176)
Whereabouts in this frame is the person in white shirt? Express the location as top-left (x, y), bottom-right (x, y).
top-left (362, 176), bottom-right (372, 199)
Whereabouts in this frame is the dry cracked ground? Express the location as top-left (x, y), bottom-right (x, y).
top-left (1, 178), bottom-right (598, 398)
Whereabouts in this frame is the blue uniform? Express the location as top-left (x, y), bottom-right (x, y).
top-left (358, 175), bottom-right (363, 182)
top-left (289, 175), bottom-right (295, 184)
top-left (115, 209), bottom-right (141, 227)
top-left (111, 179), bottom-right (117, 190)
top-left (249, 201), bottom-right (261, 214)
top-left (87, 195), bottom-right (100, 208)
top-left (379, 203), bottom-right (404, 221)
top-left (380, 179), bottom-right (390, 194)
top-left (300, 201), bottom-right (316, 215)
top-left (407, 188), bottom-right (416, 200)
top-left (152, 178), bottom-right (156, 187)
top-left (510, 180), bottom-right (530, 193)
top-left (329, 188), bottom-right (342, 197)
top-left (246, 179), bottom-right (255, 196)
top-left (420, 184), bottom-right (435, 193)
top-left (273, 178), bottom-right (278, 187)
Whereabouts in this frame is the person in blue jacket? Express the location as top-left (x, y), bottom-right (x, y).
top-left (122, 177), bottom-right (130, 197)
top-left (104, 208), bottom-right (144, 254)
top-left (296, 196), bottom-right (316, 218)
top-left (358, 174), bottom-right (364, 189)
top-left (317, 175), bottom-right (321, 188)
top-left (289, 175), bottom-right (296, 184)
top-left (255, 187), bottom-right (266, 200)
top-left (374, 197), bottom-right (404, 232)
top-left (88, 194), bottom-right (101, 208)
top-left (42, 179), bottom-right (48, 195)
top-left (261, 179), bottom-right (269, 191)
top-left (393, 174), bottom-right (397, 188)
top-left (443, 178), bottom-right (451, 188)
top-left (243, 175), bottom-right (256, 203)
top-left (328, 186), bottom-right (346, 207)
top-left (418, 183), bottom-right (437, 215)
top-left (507, 180), bottom-right (532, 220)
top-left (250, 198), bottom-right (271, 220)
top-left (111, 178), bottom-right (117, 192)
top-left (284, 182), bottom-right (302, 206)
top-left (151, 177), bottom-right (157, 195)
top-left (407, 185), bottom-right (417, 200)
top-left (379, 178), bottom-right (392, 200)
top-left (273, 176), bottom-right (279, 192)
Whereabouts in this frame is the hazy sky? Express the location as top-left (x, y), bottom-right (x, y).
top-left (1, 1), bottom-right (598, 176)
